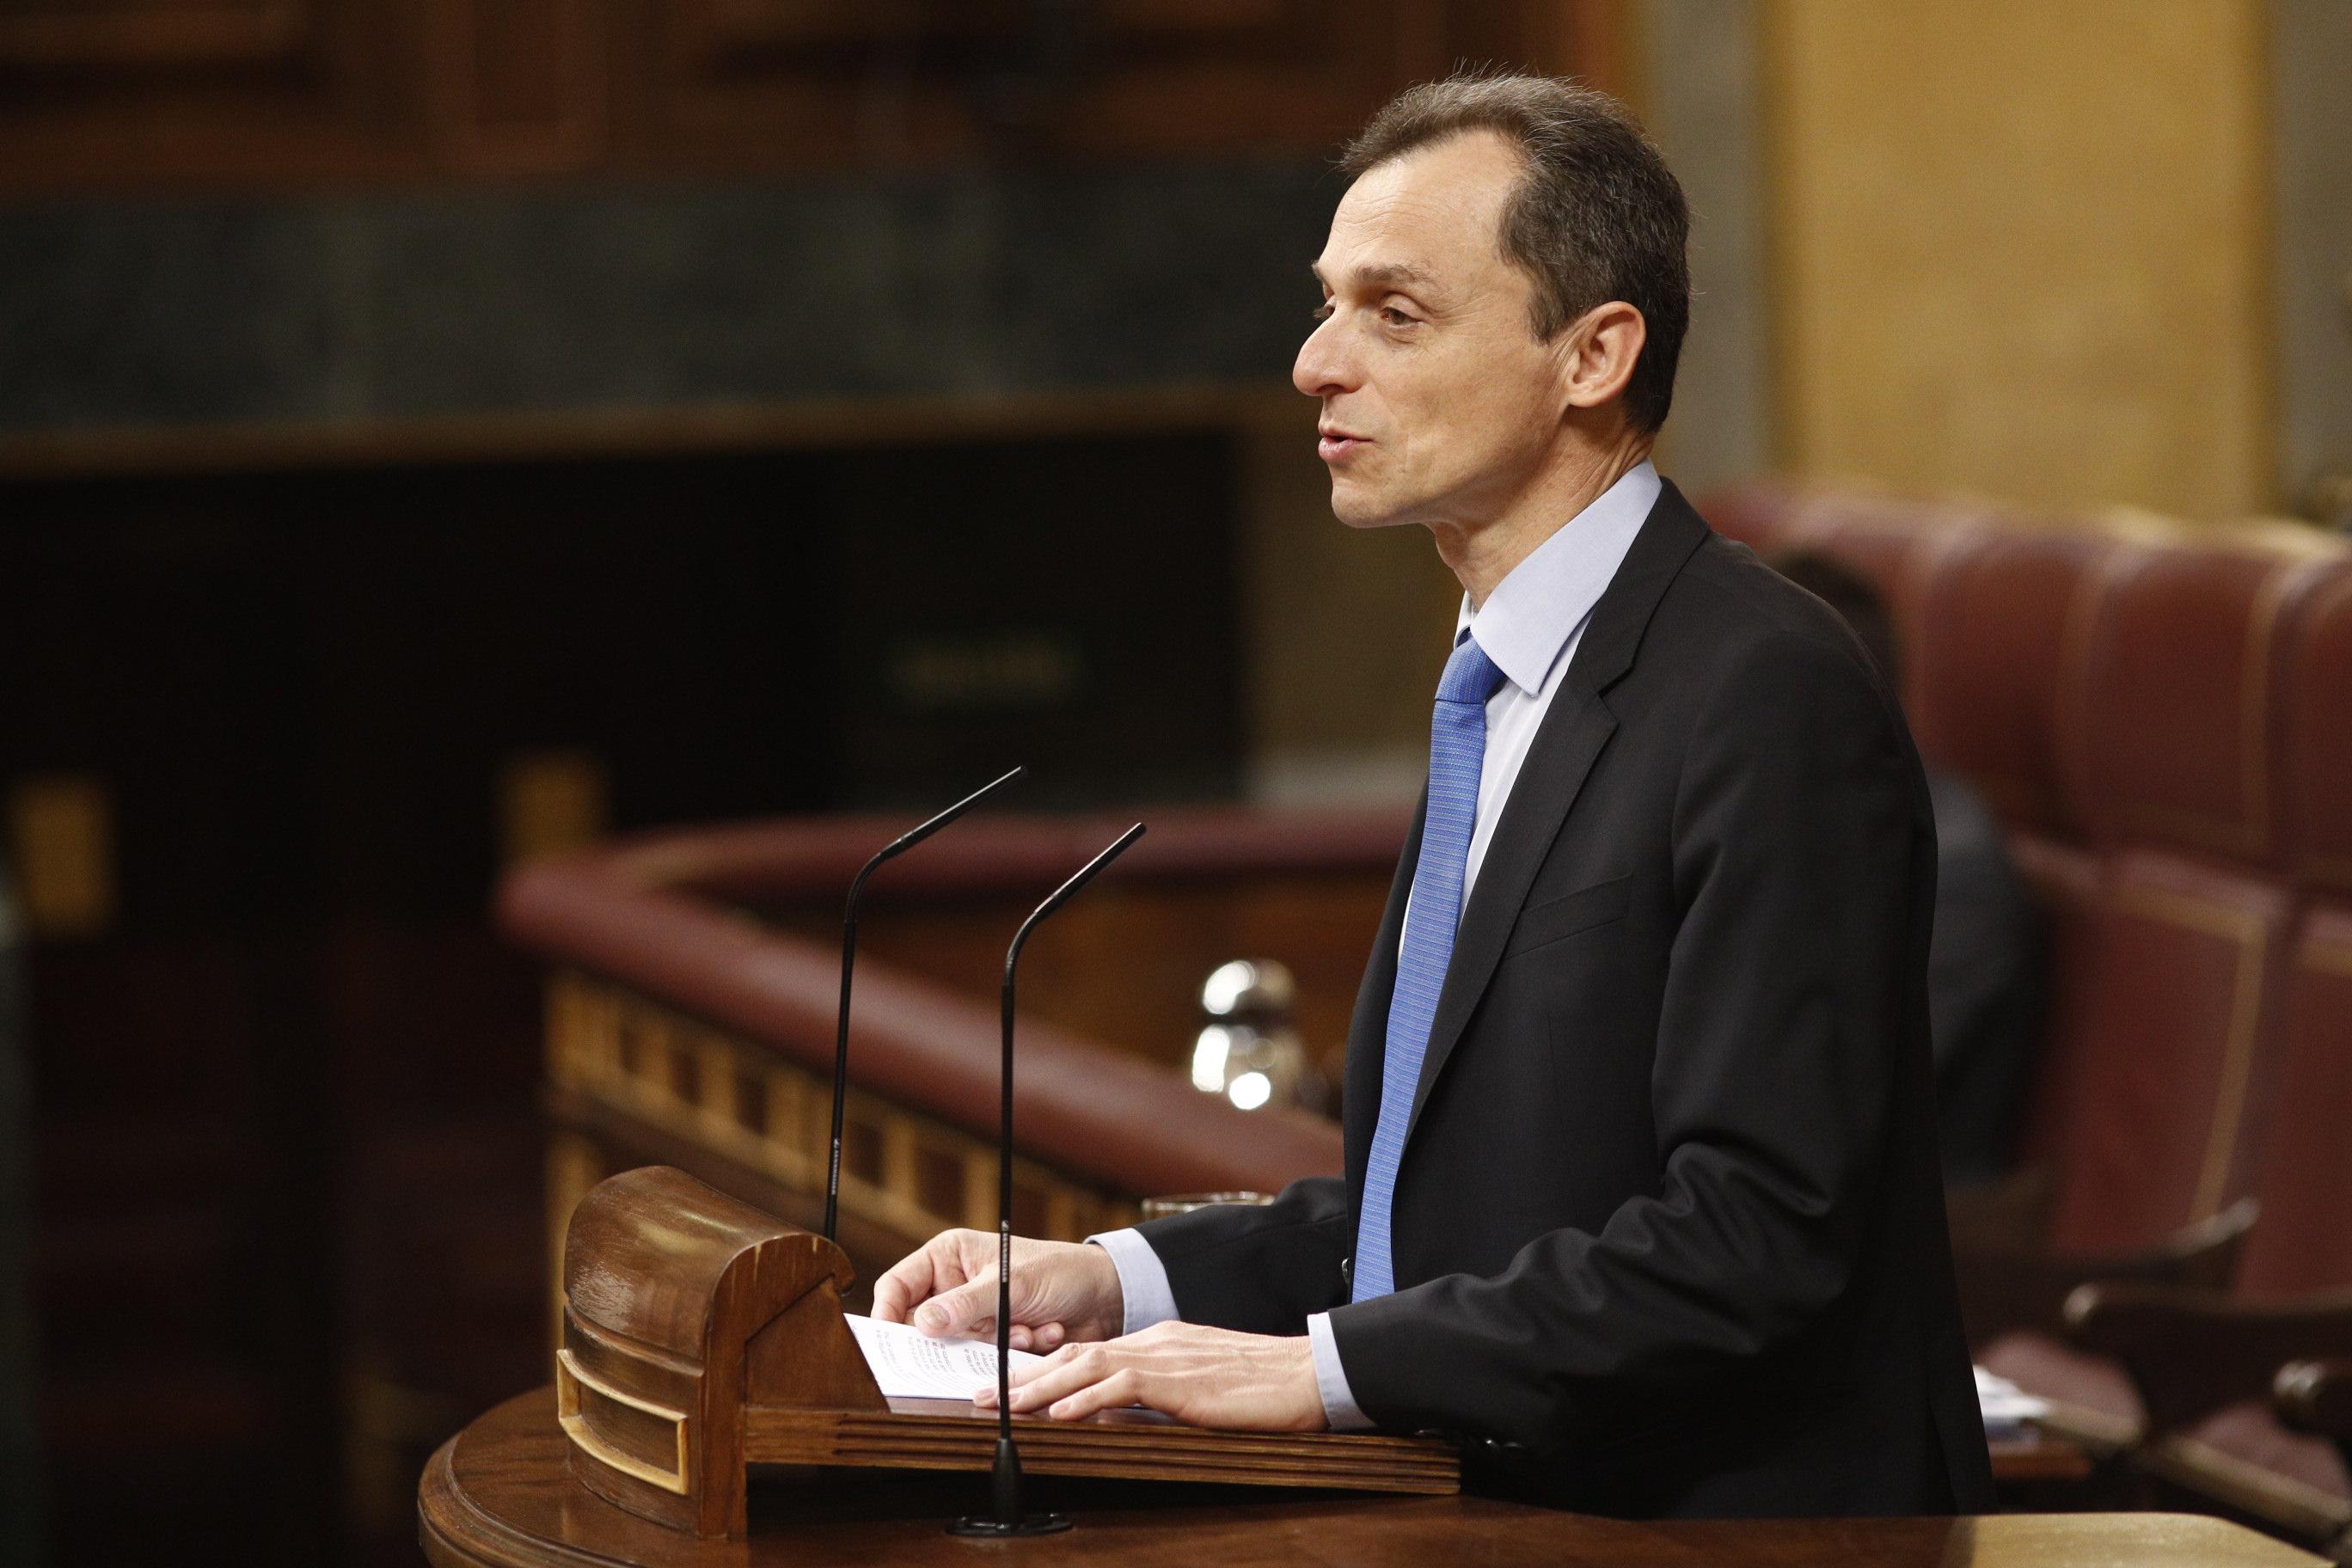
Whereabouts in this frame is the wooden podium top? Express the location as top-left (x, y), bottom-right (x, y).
top-left (420, 1389), bottom-right (2326, 1568)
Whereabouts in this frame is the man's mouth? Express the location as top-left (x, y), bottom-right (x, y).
top-left (1318, 428), bottom-right (1370, 462)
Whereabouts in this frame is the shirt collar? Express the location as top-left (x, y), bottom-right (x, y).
top-left (1455, 461), bottom-right (1661, 696)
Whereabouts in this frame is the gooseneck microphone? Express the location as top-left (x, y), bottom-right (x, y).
top-left (949, 821), bottom-right (1147, 1540)
top-left (824, 767), bottom-right (1026, 1244)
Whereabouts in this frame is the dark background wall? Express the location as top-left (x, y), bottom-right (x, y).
top-left (4, 435), bottom-right (1243, 1558)
top-left (0, 166), bottom-right (1336, 433)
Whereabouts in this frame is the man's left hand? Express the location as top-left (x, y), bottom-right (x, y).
top-left (976, 1320), bottom-right (1327, 1430)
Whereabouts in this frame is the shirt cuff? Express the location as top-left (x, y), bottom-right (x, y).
top-left (1307, 1311), bottom-right (1375, 1430)
top-left (1084, 1228), bottom-right (1179, 1335)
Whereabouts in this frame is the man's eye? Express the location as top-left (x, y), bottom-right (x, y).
top-left (1311, 302), bottom-right (1334, 322)
top-left (1381, 307), bottom-right (1419, 327)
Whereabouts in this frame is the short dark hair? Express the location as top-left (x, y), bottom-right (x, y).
top-left (1338, 71), bottom-right (1691, 433)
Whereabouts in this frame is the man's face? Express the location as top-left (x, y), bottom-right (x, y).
top-left (1295, 131), bottom-right (1572, 531)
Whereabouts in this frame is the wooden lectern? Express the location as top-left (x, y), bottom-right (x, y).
top-left (433, 1168), bottom-right (2313, 1568)
top-left (555, 1165), bottom-right (1458, 1540)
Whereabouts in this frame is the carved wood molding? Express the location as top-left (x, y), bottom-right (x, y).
top-left (0, 1), bottom-right (310, 67)
top-left (425, 0), bottom-right (606, 176)
top-left (0, 0), bottom-right (1627, 193)
top-left (546, 972), bottom-right (1141, 1255)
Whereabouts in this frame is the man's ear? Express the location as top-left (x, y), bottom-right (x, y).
top-left (1558, 301), bottom-right (1648, 413)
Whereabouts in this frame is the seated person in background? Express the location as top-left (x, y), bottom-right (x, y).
top-left (1769, 550), bottom-right (2045, 1186)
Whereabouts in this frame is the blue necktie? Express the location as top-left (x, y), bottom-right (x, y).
top-left (1354, 633), bottom-right (1507, 1302)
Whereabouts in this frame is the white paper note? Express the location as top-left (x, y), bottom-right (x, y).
top-left (845, 1313), bottom-right (1044, 1402)
top-left (1973, 1364), bottom-right (2051, 1434)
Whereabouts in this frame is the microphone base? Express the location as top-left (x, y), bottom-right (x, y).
top-left (948, 1436), bottom-right (1072, 1537)
top-left (946, 1511), bottom-right (1074, 1538)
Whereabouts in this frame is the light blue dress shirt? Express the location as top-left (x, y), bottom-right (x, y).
top-left (1089, 461), bottom-right (1662, 1430)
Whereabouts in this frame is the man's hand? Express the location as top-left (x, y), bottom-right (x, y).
top-left (978, 1321), bottom-right (1328, 1430)
top-left (870, 1229), bottom-right (1124, 1351)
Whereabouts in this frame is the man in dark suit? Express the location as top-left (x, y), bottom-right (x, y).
top-left (873, 71), bottom-right (1994, 1518)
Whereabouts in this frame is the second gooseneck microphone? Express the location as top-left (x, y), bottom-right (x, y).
top-left (949, 820), bottom-right (1147, 1540)
top-left (824, 766), bottom-right (1026, 1244)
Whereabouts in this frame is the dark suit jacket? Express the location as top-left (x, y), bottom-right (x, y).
top-left (1136, 480), bottom-right (1996, 1518)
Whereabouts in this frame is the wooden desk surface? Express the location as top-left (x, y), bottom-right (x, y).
top-left (1989, 1427), bottom-right (2094, 1482)
top-left (420, 1389), bottom-right (2321, 1568)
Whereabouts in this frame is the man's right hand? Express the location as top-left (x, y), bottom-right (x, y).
top-left (869, 1229), bottom-right (1125, 1352)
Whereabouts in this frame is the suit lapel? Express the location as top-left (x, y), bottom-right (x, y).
top-left (1401, 480), bottom-right (1714, 1147)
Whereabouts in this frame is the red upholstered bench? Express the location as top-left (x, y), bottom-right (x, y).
top-left (1706, 483), bottom-right (2352, 1554)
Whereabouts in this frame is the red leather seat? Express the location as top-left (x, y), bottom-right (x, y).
top-left (1700, 483), bottom-right (2352, 1530)
top-left (1908, 527), bottom-right (2122, 836)
top-left (2065, 536), bottom-right (2337, 868)
top-left (2187, 904), bottom-right (2352, 1510)
top-left (2282, 565), bottom-right (2352, 887)
top-left (2241, 910), bottom-right (2352, 1298)
top-left (1898, 525), bottom-right (2122, 1222)
top-left (1992, 533), bottom-right (2322, 1255)
top-left (2245, 561), bottom-right (2352, 1302)
top-left (2164, 568), bottom-right (2352, 1520)
top-left (2031, 851), bottom-right (2292, 1253)
top-left (1975, 540), bottom-right (2311, 1416)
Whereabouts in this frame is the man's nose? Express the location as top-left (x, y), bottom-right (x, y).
top-left (1293, 315), bottom-right (1357, 400)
